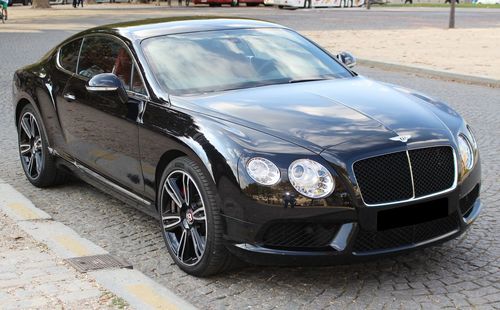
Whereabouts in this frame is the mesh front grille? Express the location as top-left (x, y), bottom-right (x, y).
top-left (410, 147), bottom-right (455, 197)
top-left (261, 222), bottom-right (339, 249)
top-left (353, 212), bottom-right (460, 253)
top-left (353, 146), bottom-right (455, 205)
top-left (460, 184), bottom-right (479, 218)
top-left (353, 152), bottom-right (413, 205)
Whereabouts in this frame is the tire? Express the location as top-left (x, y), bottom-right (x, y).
top-left (158, 156), bottom-right (236, 277)
top-left (17, 104), bottom-right (67, 187)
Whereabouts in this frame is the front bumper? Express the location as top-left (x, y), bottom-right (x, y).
top-left (221, 142), bottom-right (482, 266)
top-left (221, 157), bottom-right (481, 265)
top-left (224, 196), bottom-right (481, 265)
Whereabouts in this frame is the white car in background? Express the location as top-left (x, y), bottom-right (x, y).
top-left (476, 0), bottom-right (499, 3)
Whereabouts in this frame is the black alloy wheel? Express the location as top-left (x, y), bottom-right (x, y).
top-left (17, 104), bottom-right (66, 187)
top-left (19, 111), bottom-right (43, 180)
top-left (162, 169), bottom-right (208, 266)
top-left (159, 157), bottom-right (237, 276)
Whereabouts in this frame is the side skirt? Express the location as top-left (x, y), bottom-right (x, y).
top-left (51, 149), bottom-right (159, 220)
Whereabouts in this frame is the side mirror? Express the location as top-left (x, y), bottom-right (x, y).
top-left (337, 51), bottom-right (357, 68)
top-left (86, 73), bottom-right (128, 104)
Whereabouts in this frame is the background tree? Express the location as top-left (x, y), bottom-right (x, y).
top-left (449, 0), bottom-right (456, 28)
top-left (32, 0), bottom-right (50, 8)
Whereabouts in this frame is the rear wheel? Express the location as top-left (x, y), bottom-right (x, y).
top-left (158, 157), bottom-right (236, 276)
top-left (17, 104), bottom-right (66, 187)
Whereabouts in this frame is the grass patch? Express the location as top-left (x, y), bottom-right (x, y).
top-left (111, 296), bottom-right (129, 309)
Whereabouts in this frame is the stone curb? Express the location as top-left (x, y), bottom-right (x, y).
top-left (91, 269), bottom-right (196, 310)
top-left (0, 181), bottom-right (197, 310)
top-left (357, 58), bottom-right (500, 88)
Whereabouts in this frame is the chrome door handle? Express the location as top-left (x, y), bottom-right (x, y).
top-left (64, 93), bottom-right (76, 102)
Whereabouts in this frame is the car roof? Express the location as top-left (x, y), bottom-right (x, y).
top-left (84, 17), bottom-right (285, 42)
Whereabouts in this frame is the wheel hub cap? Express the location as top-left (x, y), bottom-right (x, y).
top-left (185, 209), bottom-right (194, 225)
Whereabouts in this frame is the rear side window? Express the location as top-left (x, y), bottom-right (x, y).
top-left (58, 38), bottom-right (82, 73)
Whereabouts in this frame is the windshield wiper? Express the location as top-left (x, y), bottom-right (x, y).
top-left (288, 78), bottom-right (332, 84)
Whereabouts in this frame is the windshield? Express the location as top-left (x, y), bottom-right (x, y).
top-left (141, 28), bottom-right (353, 95)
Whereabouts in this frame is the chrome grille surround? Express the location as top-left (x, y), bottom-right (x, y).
top-left (353, 146), bottom-right (458, 207)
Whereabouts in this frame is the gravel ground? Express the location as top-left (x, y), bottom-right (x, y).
top-left (0, 14), bottom-right (499, 309)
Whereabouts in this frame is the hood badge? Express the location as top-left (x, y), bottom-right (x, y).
top-left (390, 135), bottom-right (411, 143)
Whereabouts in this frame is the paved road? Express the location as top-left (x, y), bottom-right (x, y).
top-left (7, 5), bottom-right (500, 31)
top-left (1, 11), bottom-right (499, 309)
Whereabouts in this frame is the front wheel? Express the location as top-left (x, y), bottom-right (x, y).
top-left (158, 157), bottom-right (236, 276)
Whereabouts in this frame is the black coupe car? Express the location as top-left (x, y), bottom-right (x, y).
top-left (12, 17), bottom-right (482, 276)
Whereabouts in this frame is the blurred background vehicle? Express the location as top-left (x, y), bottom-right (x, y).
top-left (476, 0), bottom-right (499, 4)
top-left (8, 0), bottom-right (31, 6)
top-left (264, 0), bottom-right (386, 8)
top-left (193, 0), bottom-right (262, 6)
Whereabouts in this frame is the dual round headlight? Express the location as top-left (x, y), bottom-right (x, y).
top-left (246, 157), bottom-right (281, 186)
top-left (246, 157), bottom-right (335, 198)
top-left (289, 159), bottom-right (335, 198)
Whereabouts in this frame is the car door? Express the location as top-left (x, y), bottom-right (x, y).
top-left (57, 34), bottom-right (147, 196)
top-left (49, 38), bottom-right (83, 150)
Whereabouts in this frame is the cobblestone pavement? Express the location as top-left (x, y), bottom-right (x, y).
top-left (0, 212), bottom-right (123, 309)
top-left (1, 18), bottom-right (499, 309)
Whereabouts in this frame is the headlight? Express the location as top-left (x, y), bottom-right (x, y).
top-left (466, 125), bottom-right (477, 150)
top-left (458, 135), bottom-right (474, 170)
top-left (288, 159), bottom-right (335, 198)
top-left (246, 157), bottom-right (280, 186)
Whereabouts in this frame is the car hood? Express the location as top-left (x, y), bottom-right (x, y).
top-left (172, 76), bottom-right (456, 155)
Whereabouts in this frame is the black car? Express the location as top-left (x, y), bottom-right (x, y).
top-left (8, 0), bottom-right (31, 6)
top-left (12, 17), bottom-right (482, 276)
